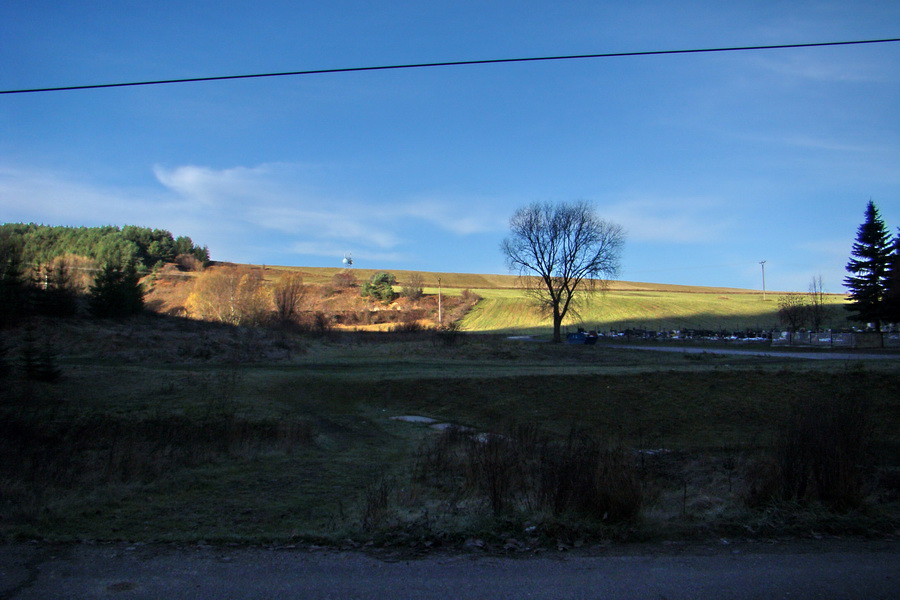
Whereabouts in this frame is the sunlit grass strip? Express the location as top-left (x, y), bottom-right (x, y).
top-left (461, 290), bottom-right (850, 334)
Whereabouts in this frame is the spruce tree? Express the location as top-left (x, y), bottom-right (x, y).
top-left (883, 233), bottom-right (900, 326)
top-left (844, 200), bottom-right (893, 330)
top-left (88, 261), bottom-right (145, 318)
top-left (0, 239), bottom-right (26, 327)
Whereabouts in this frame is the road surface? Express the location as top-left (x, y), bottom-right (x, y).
top-left (2, 540), bottom-right (898, 599)
top-left (609, 345), bottom-right (900, 360)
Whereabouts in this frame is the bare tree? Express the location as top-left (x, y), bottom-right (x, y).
top-left (777, 293), bottom-right (809, 332)
top-left (807, 275), bottom-right (828, 331)
top-left (501, 201), bottom-right (624, 343)
top-left (273, 272), bottom-right (307, 323)
top-left (401, 272), bottom-right (424, 301)
top-left (186, 266), bottom-right (269, 326)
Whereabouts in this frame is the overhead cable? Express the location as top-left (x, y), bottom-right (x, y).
top-left (2, 37), bottom-right (899, 95)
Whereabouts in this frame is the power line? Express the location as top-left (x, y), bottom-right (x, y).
top-left (3, 37), bottom-right (899, 95)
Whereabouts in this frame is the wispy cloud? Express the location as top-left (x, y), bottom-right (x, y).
top-left (0, 164), bottom-right (173, 225)
top-left (747, 53), bottom-right (891, 84)
top-left (601, 196), bottom-right (736, 244)
top-left (2, 161), bottom-right (508, 265)
top-left (742, 133), bottom-right (884, 153)
top-left (402, 198), bottom-right (508, 235)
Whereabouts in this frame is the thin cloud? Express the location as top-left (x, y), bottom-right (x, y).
top-left (3, 161), bottom-right (505, 265)
top-left (402, 198), bottom-right (508, 235)
top-left (743, 133), bottom-right (884, 153)
top-left (252, 206), bottom-right (402, 249)
top-left (1, 164), bottom-right (173, 225)
top-left (154, 162), bottom-right (510, 244)
top-left (287, 241), bottom-right (406, 263)
top-left (602, 197), bottom-right (735, 244)
top-left (748, 53), bottom-right (891, 83)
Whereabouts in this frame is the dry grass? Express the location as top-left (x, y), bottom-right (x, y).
top-left (143, 263), bottom-right (851, 336)
top-left (0, 304), bottom-right (894, 547)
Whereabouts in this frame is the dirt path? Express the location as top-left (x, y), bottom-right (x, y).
top-left (2, 540), bottom-right (898, 599)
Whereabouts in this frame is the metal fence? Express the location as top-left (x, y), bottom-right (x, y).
top-left (772, 331), bottom-right (900, 348)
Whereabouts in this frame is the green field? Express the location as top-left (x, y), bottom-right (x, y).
top-left (461, 288), bottom-right (850, 334)
top-left (2, 312), bottom-right (898, 547)
top-left (252, 265), bottom-right (852, 336)
top-left (2, 267), bottom-right (891, 549)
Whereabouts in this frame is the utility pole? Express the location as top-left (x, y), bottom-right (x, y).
top-left (437, 277), bottom-right (443, 326)
top-left (759, 260), bottom-right (767, 301)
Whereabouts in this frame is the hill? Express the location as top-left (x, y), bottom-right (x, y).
top-left (146, 264), bottom-right (850, 336)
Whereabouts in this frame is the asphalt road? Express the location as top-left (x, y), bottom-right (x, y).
top-left (610, 345), bottom-right (900, 360)
top-left (2, 541), bottom-right (898, 599)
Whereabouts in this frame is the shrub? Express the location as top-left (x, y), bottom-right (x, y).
top-left (186, 266), bottom-right (269, 326)
top-left (273, 273), bottom-right (307, 323)
top-left (361, 272), bottom-right (396, 304)
top-left (416, 424), bottom-right (643, 522)
top-left (174, 253), bottom-right (204, 272)
top-left (331, 270), bottom-right (357, 289)
top-left (460, 288), bottom-right (481, 304)
top-left (390, 310), bottom-right (425, 333)
top-left (401, 273), bottom-right (425, 301)
top-left (748, 371), bottom-right (873, 511)
top-left (433, 321), bottom-right (464, 346)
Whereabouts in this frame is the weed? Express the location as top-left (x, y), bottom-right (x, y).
top-left (747, 368), bottom-right (874, 511)
top-left (415, 424), bottom-right (643, 523)
top-left (361, 477), bottom-right (395, 531)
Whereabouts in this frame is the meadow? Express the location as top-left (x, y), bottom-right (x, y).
top-left (2, 314), bottom-right (897, 549)
top-left (2, 267), bottom-right (895, 550)
top-left (242, 265), bottom-right (852, 336)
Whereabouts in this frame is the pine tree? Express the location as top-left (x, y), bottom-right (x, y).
top-left (844, 200), bottom-right (894, 330)
top-left (361, 272), bottom-right (397, 304)
top-left (0, 238), bottom-right (26, 327)
top-left (88, 261), bottom-right (145, 318)
top-left (883, 232), bottom-right (900, 326)
top-left (0, 332), bottom-right (9, 380)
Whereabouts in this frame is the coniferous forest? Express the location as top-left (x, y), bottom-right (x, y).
top-left (0, 223), bottom-right (209, 272)
top-left (0, 223), bottom-right (210, 325)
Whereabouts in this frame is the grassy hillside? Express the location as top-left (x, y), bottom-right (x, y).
top-left (462, 289), bottom-right (850, 334)
top-left (245, 265), bottom-right (851, 335)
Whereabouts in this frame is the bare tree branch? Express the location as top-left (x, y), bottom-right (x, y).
top-left (501, 201), bottom-right (624, 342)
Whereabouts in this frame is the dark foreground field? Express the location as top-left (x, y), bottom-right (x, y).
top-left (1, 315), bottom-right (899, 549)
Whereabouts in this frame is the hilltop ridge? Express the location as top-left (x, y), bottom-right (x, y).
top-left (233, 264), bottom-right (773, 295)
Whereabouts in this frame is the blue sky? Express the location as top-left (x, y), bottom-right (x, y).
top-left (2, 1), bottom-right (898, 292)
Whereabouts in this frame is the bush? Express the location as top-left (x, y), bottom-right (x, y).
top-left (361, 272), bottom-right (396, 304)
top-left (433, 321), bottom-right (464, 346)
top-left (390, 310), bottom-right (425, 333)
top-left (416, 424), bottom-right (643, 522)
top-left (331, 271), bottom-right (357, 289)
top-left (174, 253), bottom-right (204, 272)
top-left (273, 273), bottom-right (307, 323)
top-left (186, 267), bottom-right (269, 326)
top-left (401, 273), bottom-right (425, 301)
top-left (748, 371), bottom-right (873, 511)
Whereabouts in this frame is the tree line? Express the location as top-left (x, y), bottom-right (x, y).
top-left (0, 224), bottom-right (210, 325)
top-left (0, 223), bottom-right (209, 272)
top-left (844, 200), bottom-right (900, 331)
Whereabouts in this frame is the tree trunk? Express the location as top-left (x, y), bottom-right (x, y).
top-left (552, 310), bottom-right (563, 343)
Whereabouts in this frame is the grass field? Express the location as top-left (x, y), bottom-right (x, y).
top-left (460, 289), bottom-right (850, 334)
top-left (213, 265), bottom-right (852, 337)
top-left (2, 313), bottom-right (898, 548)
